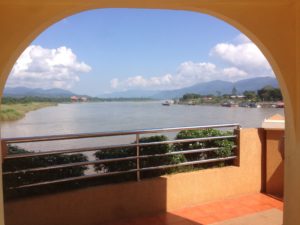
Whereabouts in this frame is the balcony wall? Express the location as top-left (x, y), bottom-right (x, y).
top-left (265, 129), bottom-right (284, 198)
top-left (4, 128), bottom-right (266, 225)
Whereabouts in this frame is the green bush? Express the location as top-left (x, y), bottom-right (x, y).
top-left (94, 135), bottom-right (186, 180)
top-left (94, 146), bottom-right (137, 182)
top-left (139, 135), bottom-right (185, 178)
top-left (3, 145), bottom-right (88, 192)
top-left (174, 128), bottom-right (234, 162)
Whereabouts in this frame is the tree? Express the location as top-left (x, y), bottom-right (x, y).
top-left (243, 90), bottom-right (257, 101)
top-left (232, 86), bottom-right (237, 96)
top-left (181, 93), bottom-right (201, 100)
top-left (257, 86), bottom-right (282, 101)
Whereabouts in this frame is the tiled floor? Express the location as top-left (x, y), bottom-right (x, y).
top-left (109, 193), bottom-right (283, 225)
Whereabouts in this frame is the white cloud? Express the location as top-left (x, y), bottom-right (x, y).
top-left (7, 45), bottom-right (91, 89)
top-left (111, 62), bottom-right (249, 90)
top-left (110, 78), bottom-right (119, 89)
top-left (222, 67), bottom-right (248, 79)
top-left (210, 35), bottom-right (272, 75)
top-left (111, 33), bottom-right (274, 91)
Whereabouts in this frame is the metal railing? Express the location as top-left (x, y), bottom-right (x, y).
top-left (1, 123), bottom-right (240, 191)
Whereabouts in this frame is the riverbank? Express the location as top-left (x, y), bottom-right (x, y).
top-left (0, 102), bottom-right (57, 121)
top-left (177, 101), bottom-right (284, 108)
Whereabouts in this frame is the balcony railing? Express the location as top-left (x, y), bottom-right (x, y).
top-left (1, 123), bottom-right (240, 195)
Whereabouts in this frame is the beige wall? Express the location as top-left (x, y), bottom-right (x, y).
top-left (0, 1), bottom-right (299, 225)
top-left (265, 129), bottom-right (284, 198)
top-left (4, 128), bottom-right (265, 225)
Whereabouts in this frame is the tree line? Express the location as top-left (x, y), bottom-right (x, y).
top-left (1, 96), bottom-right (154, 104)
top-left (180, 85), bottom-right (283, 102)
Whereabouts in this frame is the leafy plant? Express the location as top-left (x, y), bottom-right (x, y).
top-left (174, 128), bottom-right (234, 163)
top-left (3, 145), bottom-right (88, 190)
top-left (94, 135), bottom-right (186, 179)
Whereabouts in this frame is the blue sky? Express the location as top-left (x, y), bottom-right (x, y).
top-left (7, 9), bottom-right (273, 96)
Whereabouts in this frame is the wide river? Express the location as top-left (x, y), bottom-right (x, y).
top-left (1, 101), bottom-right (284, 138)
top-left (0, 101), bottom-right (285, 156)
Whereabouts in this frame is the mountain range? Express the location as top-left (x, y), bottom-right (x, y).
top-left (3, 87), bottom-right (76, 98)
top-left (101, 76), bottom-right (279, 99)
top-left (3, 77), bottom-right (279, 99)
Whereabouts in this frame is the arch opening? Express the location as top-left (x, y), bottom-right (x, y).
top-left (0, 4), bottom-right (293, 225)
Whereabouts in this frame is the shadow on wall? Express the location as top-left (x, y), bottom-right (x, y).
top-left (5, 177), bottom-right (170, 225)
top-left (265, 129), bottom-right (284, 199)
top-left (4, 176), bottom-right (207, 225)
top-left (268, 162), bottom-right (284, 198)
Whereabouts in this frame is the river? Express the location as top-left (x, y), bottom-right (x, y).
top-left (1, 101), bottom-right (284, 137)
top-left (0, 101), bottom-right (284, 152)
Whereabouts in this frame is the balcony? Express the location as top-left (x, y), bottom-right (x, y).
top-left (1, 123), bottom-right (284, 225)
top-left (106, 193), bottom-right (283, 225)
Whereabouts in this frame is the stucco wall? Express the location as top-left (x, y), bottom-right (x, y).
top-left (265, 129), bottom-right (284, 198)
top-left (4, 128), bottom-right (265, 225)
top-left (0, 2), bottom-right (299, 225)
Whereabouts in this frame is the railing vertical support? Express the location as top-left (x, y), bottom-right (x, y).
top-left (1, 141), bottom-right (7, 163)
top-left (136, 134), bottom-right (141, 181)
top-left (234, 125), bottom-right (241, 167)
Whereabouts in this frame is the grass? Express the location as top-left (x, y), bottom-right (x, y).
top-left (0, 102), bottom-right (57, 121)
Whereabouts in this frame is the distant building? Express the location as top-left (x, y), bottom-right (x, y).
top-left (71, 96), bottom-right (79, 102)
top-left (80, 97), bottom-right (88, 102)
top-left (71, 96), bottom-right (88, 102)
top-left (230, 95), bottom-right (245, 99)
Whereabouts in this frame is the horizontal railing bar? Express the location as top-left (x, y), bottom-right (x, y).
top-left (4, 143), bottom-right (138, 160)
top-left (8, 156), bottom-right (236, 190)
top-left (3, 146), bottom-right (237, 175)
top-left (2, 123), bottom-right (239, 144)
top-left (139, 147), bottom-right (227, 159)
top-left (140, 156), bottom-right (237, 171)
top-left (2, 156), bottom-right (138, 175)
top-left (138, 135), bottom-right (236, 146)
top-left (4, 135), bottom-right (236, 160)
top-left (9, 169), bottom-right (139, 190)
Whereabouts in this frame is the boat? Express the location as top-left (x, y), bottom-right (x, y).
top-left (239, 102), bottom-right (250, 108)
top-left (221, 101), bottom-right (238, 107)
top-left (249, 102), bottom-right (262, 108)
top-left (162, 100), bottom-right (173, 106)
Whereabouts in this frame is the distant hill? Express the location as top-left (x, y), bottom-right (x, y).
top-left (153, 76), bottom-right (279, 99)
top-left (99, 89), bottom-right (160, 98)
top-left (3, 87), bottom-right (76, 98)
top-left (4, 77), bottom-right (278, 99)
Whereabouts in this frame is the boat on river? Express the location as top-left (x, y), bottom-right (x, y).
top-left (162, 100), bottom-right (173, 106)
top-left (221, 101), bottom-right (238, 107)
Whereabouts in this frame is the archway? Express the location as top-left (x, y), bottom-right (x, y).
top-left (0, 1), bottom-right (298, 225)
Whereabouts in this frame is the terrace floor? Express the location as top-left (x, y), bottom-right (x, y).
top-left (109, 193), bottom-right (283, 225)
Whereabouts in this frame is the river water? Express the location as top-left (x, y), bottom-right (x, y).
top-left (1, 101), bottom-right (284, 137)
top-left (0, 101), bottom-right (284, 152)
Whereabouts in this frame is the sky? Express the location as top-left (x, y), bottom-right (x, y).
top-left (6, 9), bottom-right (274, 96)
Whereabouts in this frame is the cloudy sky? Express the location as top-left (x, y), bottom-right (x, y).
top-left (7, 9), bottom-right (274, 96)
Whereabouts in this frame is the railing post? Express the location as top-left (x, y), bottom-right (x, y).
top-left (136, 134), bottom-right (141, 181)
top-left (1, 140), bottom-right (8, 163)
top-left (234, 125), bottom-right (241, 166)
